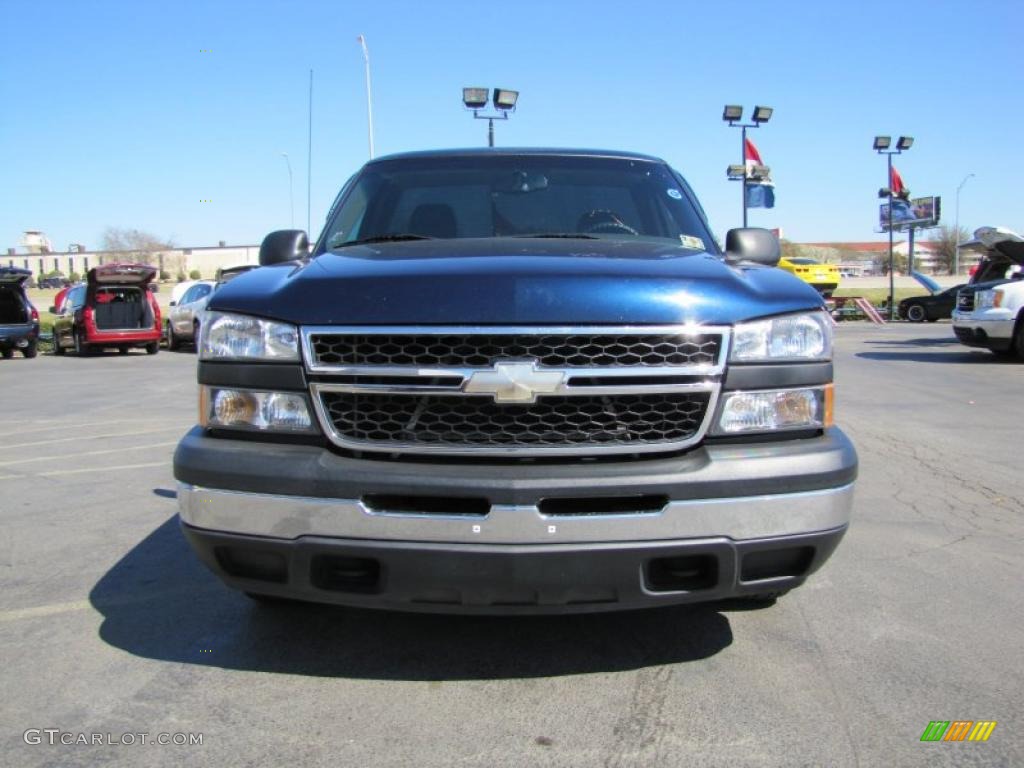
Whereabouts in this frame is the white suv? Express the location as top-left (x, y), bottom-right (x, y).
top-left (952, 227), bottom-right (1024, 358)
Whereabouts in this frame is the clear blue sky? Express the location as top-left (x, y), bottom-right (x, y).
top-left (2, 0), bottom-right (1021, 252)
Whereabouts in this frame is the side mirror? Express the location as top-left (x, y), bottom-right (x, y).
top-left (169, 300), bottom-right (177, 307)
top-left (725, 228), bottom-right (781, 266)
top-left (49, 305), bottom-right (58, 314)
top-left (259, 229), bottom-right (309, 266)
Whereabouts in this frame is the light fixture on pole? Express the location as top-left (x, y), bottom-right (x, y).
top-left (874, 134), bottom-right (913, 320)
top-left (280, 152), bottom-right (294, 228)
top-left (954, 173), bottom-right (975, 276)
top-left (356, 35), bottom-right (375, 159)
top-left (463, 87), bottom-right (518, 147)
top-left (722, 104), bottom-right (773, 227)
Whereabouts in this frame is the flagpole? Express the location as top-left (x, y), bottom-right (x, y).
top-left (741, 125), bottom-right (748, 228)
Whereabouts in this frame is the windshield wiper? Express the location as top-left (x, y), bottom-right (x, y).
top-left (511, 233), bottom-right (600, 239)
top-left (332, 234), bottom-right (435, 248)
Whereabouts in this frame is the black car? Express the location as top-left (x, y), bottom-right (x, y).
top-left (898, 273), bottom-right (965, 322)
top-left (0, 267), bottom-right (40, 358)
top-left (37, 276), bottom-right (69, 289)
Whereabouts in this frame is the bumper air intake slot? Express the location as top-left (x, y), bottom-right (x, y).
top-left (740, 546), bottom-right (815, 582)
top-left (645, 554), bottom-right (718, 592)
top-left (214, 547), bottom-right (287, 583)
top-left (538, 494), bottom-right (669, 516)
top-left (361, 494), bottom-right (490, 517)
top-left (311, 555), bottom-right (382, 593)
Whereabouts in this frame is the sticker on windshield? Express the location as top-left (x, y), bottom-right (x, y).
top-left (679, 235), bottom-right (705, 250)
top-left (666, 188), bottom-right (683, 199)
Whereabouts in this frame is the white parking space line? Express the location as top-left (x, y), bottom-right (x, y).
top-left (0, 600), bottom-right (92, 623)
top-left (2, 419), bottom-right (185, 438)
top-left (0, 585), bottom-right (220, 623)
top-left (0, 441), bottom-right (178, 467)
top-left (0, 461), bottom-right (169, 481)
top-left (1, 427), bottom-right (184, 450)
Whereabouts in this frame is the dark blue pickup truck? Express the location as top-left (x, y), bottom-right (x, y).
top-left (174, 148), bottom-right (856, 613)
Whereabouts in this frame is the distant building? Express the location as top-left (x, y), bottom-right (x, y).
top-left (797, 239), bottom-right (982, 276)
top-left (19, 230), bottom-right (53, 254)
top-left (4, 239), bottom-right (260, 280)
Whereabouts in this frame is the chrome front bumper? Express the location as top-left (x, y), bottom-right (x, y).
top-left (178, 481), bottom-right (854, 545)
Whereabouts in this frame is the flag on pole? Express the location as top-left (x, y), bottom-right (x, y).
top-left (744, 137), bottom-right (763, 166)
top-left (744, 137), bottom-right (775, 209)
top-left (890, 165), bottom-right (907, 198)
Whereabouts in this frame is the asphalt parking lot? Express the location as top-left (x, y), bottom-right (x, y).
top-left (1, 323), bottom-right (1021, 768)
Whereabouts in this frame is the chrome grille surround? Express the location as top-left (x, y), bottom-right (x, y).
top-left (302, 326), bottom-right (729, 456)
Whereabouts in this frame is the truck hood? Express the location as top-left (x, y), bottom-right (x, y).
top-left (210, 238), bottom-right (824, 326)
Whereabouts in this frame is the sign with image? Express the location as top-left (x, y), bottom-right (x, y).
top-left (879, 196), bottom-right (941, 231)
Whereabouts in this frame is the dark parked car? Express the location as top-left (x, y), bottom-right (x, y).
top-left (37, 276), bottom-right (70, 289)
top-left (898, 272), bottom-right (965, 322)
top-left (51, 264), bottom-right (162, 355)
top-left (0, 267), bottom-right (40, 358)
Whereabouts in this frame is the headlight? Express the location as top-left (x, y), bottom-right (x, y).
top-left (200, 312), bottom-right (299, 361)
top-left (199, 387), bottom-right (316, 432)
top-left (731, 311), bottom-right (831, 362)
top-left (713, 386), bottom-right (833, 435)
top-left (976, 289), bottom-right (1005, 309)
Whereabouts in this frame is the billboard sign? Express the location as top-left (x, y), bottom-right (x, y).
top-left (879, 196), bottom-right (941, 232)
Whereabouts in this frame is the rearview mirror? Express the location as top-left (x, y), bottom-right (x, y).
top-left (725, 228), bottom-right (781, 266)
top-left (259, 229), bottom-right (310, 266)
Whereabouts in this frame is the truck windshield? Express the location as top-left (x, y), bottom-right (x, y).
top-left (319, 154), bottom-right (717, 253)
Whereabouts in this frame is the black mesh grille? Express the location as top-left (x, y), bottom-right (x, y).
top-left (319, 392), bottom-right (711, 450)
top-left (957, 292), bottom-right (974, 311)
top-left (310, 333), bottom-right (721, 368)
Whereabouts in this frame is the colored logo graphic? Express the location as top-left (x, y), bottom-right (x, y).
top-left (920, 721), bottom-right (997, 742)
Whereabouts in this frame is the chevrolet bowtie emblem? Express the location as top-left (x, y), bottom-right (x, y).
top-left (463, 361), bottom-right (566, 403)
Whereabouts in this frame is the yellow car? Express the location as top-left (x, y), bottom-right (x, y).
top-left (778, 257), bottom-right (841, 297)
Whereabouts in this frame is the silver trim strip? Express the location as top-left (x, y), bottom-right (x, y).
top-left (178, 482), bottom-right (854, 544)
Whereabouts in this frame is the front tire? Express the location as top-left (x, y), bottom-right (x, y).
top-left (1014, 320), bottom-right (1024, 361)
top-left (53, 333), bottom-right (65, 356)
top-left (906, 303), bottom-right (927, 323)
top-left (167, 321), bottom-right (181, 351)
top-left (1, 348), bottom-right (12, 359)
top-left (73, 328), bottom-right (92, 357)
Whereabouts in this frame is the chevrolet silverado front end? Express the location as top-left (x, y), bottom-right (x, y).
top-left (173, 148), bottom-right (857, 613)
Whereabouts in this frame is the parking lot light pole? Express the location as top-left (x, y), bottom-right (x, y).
top-left (356, 35), bottom-right (375, 159)
top-left (954, 173), bottom-right (975, 276)
top-left (463, 88), bottom-right (518, 147)
top-left (723, 105), bottom-right (772, 227)
top-left (874, 135), bottom-right (913, 320)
